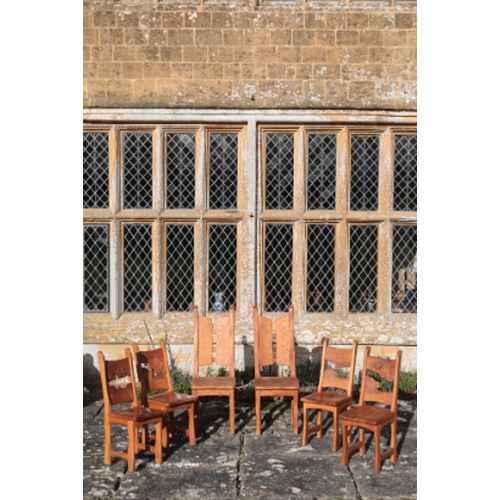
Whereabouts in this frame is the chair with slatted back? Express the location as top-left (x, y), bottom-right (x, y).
top-left (132, 340), bottom-right (198, 447)
top-left (190, 304), bottom-right (236, 434)
top-left (252, 304), bottom-right (299, 435)
top-left (301, 339), bottom-right (358, 451)
top-left (340, 347), bottom-right (402, 473)
top-left (97, 349), bottom-right (165, 472)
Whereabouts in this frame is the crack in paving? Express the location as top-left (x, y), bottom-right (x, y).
top-left (346, 464), bottom-right (363, 500)
top-left (235, 432), bottom-right (245, 496)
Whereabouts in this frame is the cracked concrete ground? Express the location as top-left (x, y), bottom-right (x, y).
top-left (83, 393), bottom-right (416, 500)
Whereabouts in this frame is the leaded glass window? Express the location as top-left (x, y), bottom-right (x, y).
top-left (265, 134), bottom-right (294, 210)
top-left (349, 225), bottom-right (378, 313)
top-left (83, 225), bottom-right (109, 312)
top-left (350, 135), bottom-right (379, 211)
top-left (83, 132), bottom-right (109, 209)
top-left (123, 133), bottom-right (153, 209)
top-left (208, 224), bottom-right (237, 312)
top-left (209, 133), bottom-right (238, 210)
top-left (392, 225), bottom-right (417, 313)
top-left (307, 224), bottom-right (335, 312)
top-left (123, 224), bottom-right (153, 312)
top-left (264, 224), bottom-right (293, 312)
top-left (166, 224), bottom-right (195, 312)
top-left (308, 134), bottom-right (337, 210)
top-left (394, 135), bottom-right (417, 212)
top-left (166, 133), bottom-right (196, 209)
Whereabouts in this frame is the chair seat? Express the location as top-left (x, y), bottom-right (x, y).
top-left (255, 377), bottom-right (299, 391)
top-left (191, 377), bottom-right (235, 390)
top-left (148, 392), bottom-right (198, 408)
top-left (341, 405), bottom-right (395, 426)
top-left (110, 406), bottom-right (165, 423)
top-left (301, 391), bottom-right (351, 407)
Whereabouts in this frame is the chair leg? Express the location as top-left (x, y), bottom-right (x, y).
top-left (332, 409), bottom-right (339, 452)
top-left (188, 404), bottom-right (196, 446)
top-left (316, 409), bottom-right (323, 438)
top-left (103, 419), bottom-right (112, 465)
top-left (374, 428), bottom-right (381, 474)
top-left (292, 394), bottom-right (299, 434)
top-left (154, 420), bottom-right (163, 465)
top-left (341, 421), bottom-right (350, 465)
top-left (359, 428), bottom-right (366, 456)
top-left (229, 393), bottom-right (235, 434)
top-left (390, 420), bottom-right (398, 463)
top-left (127, 422), bottom-right (136, 472)
top-left (302, 405), bottom-right (309, 446)
top-left (255, 393), bottom-right (262, 435)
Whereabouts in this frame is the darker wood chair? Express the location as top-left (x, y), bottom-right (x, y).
top-left (340, 347), bottom-right (402, 473)
top-left (97, 349), bottom-right (164, 472)
top-left (190, 304), bottom-right (236, 434)
top-left (132, 340), bottom-right (198, 447)
top-left (252, 304), bottom-right (299, 435)
top-left (301, 339), bottom-right (358, 451)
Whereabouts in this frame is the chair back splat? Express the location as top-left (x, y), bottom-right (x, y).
top-left (301, 339), bottom-right (358, 451)
top-left (98, 349), bottom-right (164, 471)
top-left (190, 304), bottom-right (236, 433)
top-left (340, 347), bottom-right (402, 473)
top-left (132, 339), bottom-right (198, 447)
top-left (252, 304), bottom-right (299, 435)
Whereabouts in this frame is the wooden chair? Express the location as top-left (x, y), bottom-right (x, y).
top-left (97, 349), bottom-right (164, 471)
top-left (132, 340), bottom-right (198, 447)
top-left (301, 339), bottom-right (358, 451)
top-left (340, 347), bottom-right (402, 473)
top-left (252, 304), bottom-right (299, 435)
top-left (190, 304), bottom-right (236, 434)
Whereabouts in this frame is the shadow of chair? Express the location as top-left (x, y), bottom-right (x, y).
top-left (190, 304), bottom-right (236, 434)
top-left (97, 349), bottom-right (164, 472)
top-left (301, 339), bottom-right (358, 451)
top-left (132, 339), bottom-right (198, 448)
top-left (340, 347), bottom-right (402, 473)
top-left (252, 304), bottom-right (299, 435)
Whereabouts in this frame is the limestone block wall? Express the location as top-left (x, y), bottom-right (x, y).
top-left (83, 0), bottom-right (417, 110)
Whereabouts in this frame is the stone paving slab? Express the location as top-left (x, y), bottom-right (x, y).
top-left (83, 395), bottom-right (417, 500)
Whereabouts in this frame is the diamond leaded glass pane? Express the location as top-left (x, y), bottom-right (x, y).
top-left (123, 133), bottom-right (153, 209)
top-left (209, 134), bottom-right (238, 210)
top-left (166, 225), bottom-right (194, 312)
top-left (308, 134), bottom-right (337, 210)
top-left (264, 224), bottom-right (293, 312)
top-left (166, 133), bottom-right (196, 209)
top-left (350, 135), bottom-right (379, 211)
top-left (307, 225), bottom-right (335, 312)
top-left (83, 225), bottom-right (109, 312)
top-left (349, 225), bottom-right (378, 313)
top-left (392, 225), bottom-right (417, 313)
top-left (83, 133), bottom-right (109, 209)
top-left (394, 135), bottom-right (417, 212)
top-left (265, 134), bottom-right (294, 210)
top-left (123, 224), bottom-right (152, 312)
top-left (209, 225), bottom-right (237, 312)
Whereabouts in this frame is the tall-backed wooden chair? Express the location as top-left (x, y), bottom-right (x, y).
top-left (132, 340), bottom-right (198, 447)
top-left (301, 339), bottom-right (358, 451)
top-left (97, 349), bottom-right (164, 472)
top-left (252, 304), bottom-right (299, 435)
top-left (340, 347), bottom-right (402, 473)
top-left (190, 304), bottom-right (236, 434)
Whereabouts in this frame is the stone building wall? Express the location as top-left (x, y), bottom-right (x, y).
top-left (83, 0), bottom-right (417, 110)
top-left (83, 0), bottom-right (417, 383)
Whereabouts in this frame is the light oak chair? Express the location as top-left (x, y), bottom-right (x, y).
top-left (301, 339), bottom-right (358, 451)
top-left (97, 349), bottom-right (164, 471)
top-left (252, 304), bottom-right (299, 435)
top-left (190, 304), bottom-right (236, 434)
top-left (132, 340), bottom-right (198, 447)
top-left (340, 347), bottom-right (402, 473)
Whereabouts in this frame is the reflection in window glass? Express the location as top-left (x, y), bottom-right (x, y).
top-left (394, 136), bottom-right (417, 212)
top-left (392, 225), bottom-right (417, 313)
top-left (308, 134), bottom-right (337, 210)
top-left (83, 225), bottom-right (109, 312)
top-left (265, 134), bottom-right (294, 210)
top-left (83, 133), bottom-right (109, 209)
top-left (210, 134), bottom-right (238, 209)
top-left (166, 133), bottom-right (196, 209)
top-left (123, 133), bottom-right (153, 209)
top-left (350, 135), bottom-right (379, 211)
